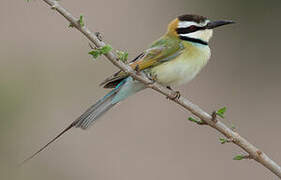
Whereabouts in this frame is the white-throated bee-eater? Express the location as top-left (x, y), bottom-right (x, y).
top-left (22, 14), bottom-right (234, 163)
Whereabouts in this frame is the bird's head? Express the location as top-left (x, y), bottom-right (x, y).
top-left (167, 14), bottom-right (234, 45)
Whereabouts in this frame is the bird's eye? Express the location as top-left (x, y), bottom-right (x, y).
top-left (189, 25), bottom-right (197, 31)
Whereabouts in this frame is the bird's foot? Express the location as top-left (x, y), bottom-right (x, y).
top-left (171, 91), bottom-right (181, 100)
top-left (166, 86), bottom-right (181, 100)
top-left (146, 72), bottom-right (157, 84)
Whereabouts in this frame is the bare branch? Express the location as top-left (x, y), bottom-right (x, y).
top-left (39, 0), bottom-right (281, 178)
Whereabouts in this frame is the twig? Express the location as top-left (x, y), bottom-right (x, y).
top-left (39, 0), bottom-right (281, 178)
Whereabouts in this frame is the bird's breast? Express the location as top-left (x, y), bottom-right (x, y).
top-left (150, 45), bottom-right (211, 87)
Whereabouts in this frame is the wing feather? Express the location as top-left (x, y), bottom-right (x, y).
top-left (100, 37), bottom-right (184, 88)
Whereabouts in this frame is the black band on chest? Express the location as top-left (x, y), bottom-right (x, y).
top-left (179, 36), bottom-right (208, 45)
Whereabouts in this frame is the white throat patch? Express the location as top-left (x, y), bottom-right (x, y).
top-left (179, 29), bottom-right (213, 43)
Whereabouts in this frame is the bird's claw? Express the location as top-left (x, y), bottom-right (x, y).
top-left (146, 72), bottom-right (157, 84)
top-left (167, 90), bottom-right (181, 100)
top-left (166, 86), bottom-right (181, 100)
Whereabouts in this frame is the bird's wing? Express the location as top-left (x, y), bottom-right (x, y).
top-left (100, 37), bottom-right (184, 88)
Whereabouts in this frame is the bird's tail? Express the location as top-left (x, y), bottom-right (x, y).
top-left (74, 82), bottom-right (124, 129)
top-left (20, 81), bottom-right (126, 165)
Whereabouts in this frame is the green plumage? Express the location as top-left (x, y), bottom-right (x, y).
top-left (100, 35), bottom-right (184, 88)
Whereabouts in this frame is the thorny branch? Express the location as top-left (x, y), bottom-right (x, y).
top-left (37, 0), bottom-right (281, 178)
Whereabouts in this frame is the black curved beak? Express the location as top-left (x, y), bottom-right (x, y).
top-left (206, 20), bottom-right (235, 29)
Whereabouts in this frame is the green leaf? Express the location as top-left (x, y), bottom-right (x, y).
top-left (219, 138), bottom-right (227, 144)
top-left (188, 117), bottom-right (204, 125)
top-left (88, 45), bottom-right (112, 59)
top-left (116, 50), bottom-right (129, 62)
top-left (89, 50), bottom-right (101, 59)
top-left (100, 45), bottom-right (112, 54)
top-left (216, 106), bottom-right (227, 118)
top-left (233, 155), bottom-right (244, 160)
top-left (79, 15), bottom-right (85, 27)
top-left (188, 117), bottom-right (198, 123)
top-left (68, 23), bottom-right (74, 28)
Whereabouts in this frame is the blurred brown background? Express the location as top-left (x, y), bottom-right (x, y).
top-left (1, 0), bottom-right (281, 179)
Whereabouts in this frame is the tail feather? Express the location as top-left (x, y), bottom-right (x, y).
top-left (75, 80), bottom-right (125, 129)
top-left (19, 122), bottom-right (76, 166)
top-left (21, 81), bottom-right (125, 164)
top-left (75, 93), bottom-right (117, 129)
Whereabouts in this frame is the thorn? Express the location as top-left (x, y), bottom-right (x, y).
top-left (51, 1), bottom-right (58, 10)
top-left (95, 32), bottom-right (103, 41)
top-left (257, 150), bottom-right (263, 156)
top-left (211, 111), bottom-right (218, 123)
top-left (51, 5), bottom-right (57, 10)
top-left (166, 86), bottom-right (172, 90)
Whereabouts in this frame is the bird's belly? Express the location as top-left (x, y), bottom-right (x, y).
top-left (150, 55), bottom-right (209, 87)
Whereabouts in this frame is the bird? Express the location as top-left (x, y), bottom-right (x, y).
top-left (22, 14), bottom-right (234, 164)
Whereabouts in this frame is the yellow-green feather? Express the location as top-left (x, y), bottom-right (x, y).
top-left (100, 34), bottom-right (184, 88)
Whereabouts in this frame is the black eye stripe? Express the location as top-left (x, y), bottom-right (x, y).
top-left (176, 26), bottom-right (206, 34)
